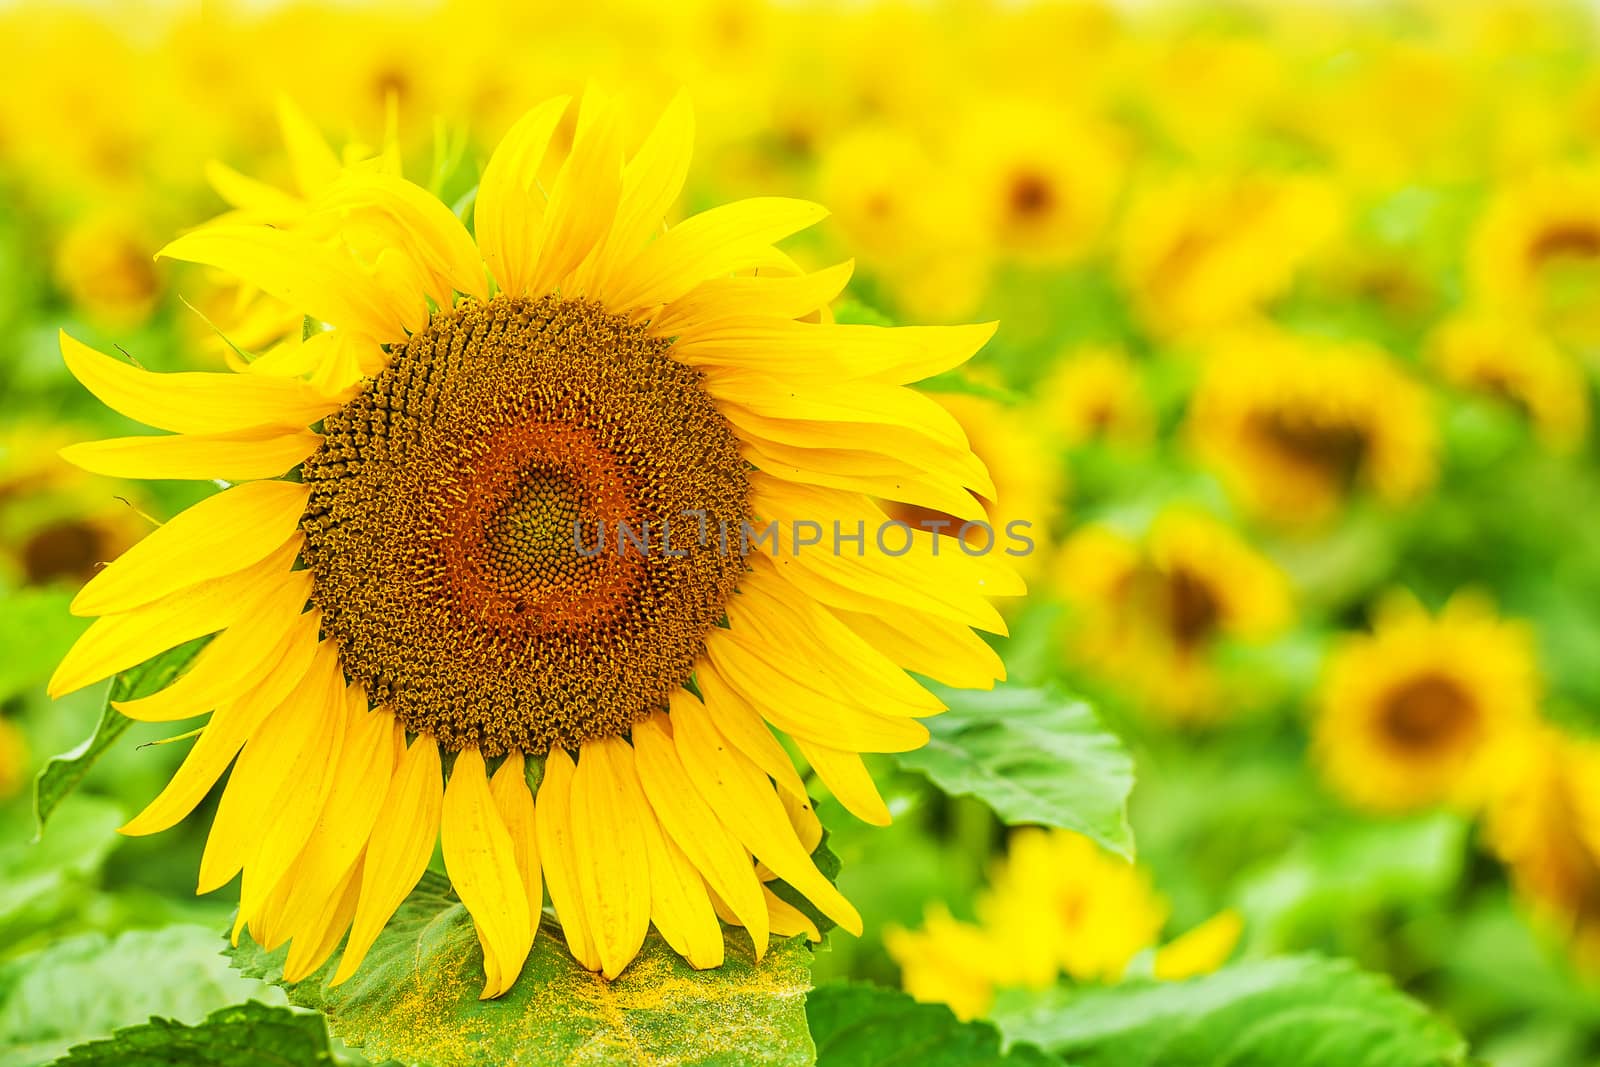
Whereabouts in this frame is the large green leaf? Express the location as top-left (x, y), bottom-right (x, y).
top-left (0, 794), bottom-right (122, 953)
top-left (0, 924), bottom-right (270, 1067)
top-left (808, 983), bottom-right (1059, 1066)
top-left (991, 955), bottom-right (1472, 1067)
top-left (48, 1002), bottom-right (331, 1067)
top-left (895, 684), bottom-right (1134, 858)
top-left (228, 870), bottom-right (816, 1067)
top-left (32, 637), bottom-right (209, 834)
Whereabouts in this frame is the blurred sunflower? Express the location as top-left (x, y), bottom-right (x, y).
top-left (887, 829), bottom-right (1240, 1020)
top-left (1469, 169), bottom-right (1600, 348)
top-left (0, 717), bottom-right (27, 801)
top-left (1426, 312), bottom-right (1590, 452)
top-left (1053, 508), bottom-right (1292, 723)
top-left (1486, 727), bottom-right (1600, 968)
top-left (1117, 172), bottom-right (1341, 340)
top-left (1034, 345), bottom-right (1154, 448)
top-left (50, 91), bottom-right (1019, 995)
top-left (1186, 326), bottom-right (1436, 526)
top-left (1315, 591), bottom-right (1540, 814)
top-left (52, 212), bottom-right (162, 329)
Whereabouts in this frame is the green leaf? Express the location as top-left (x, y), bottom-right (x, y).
top-left (228, 870), bottom-right (816, 1067)
top-left (0, 794), bottom-right (122, 952)
top-left (808, 983), bottom-right (1060, 1066)
top-left (32, 637), bottom-right (209, 835)
top-left (49, 1002), bottom-right (331, 1067)
top-left (991, 955), bottom-right (1472, 1067)
top-left (895, 684), bottom-right (1135, 858)
top-left (0, 925), bottom-right (271, 1067)
top-left (767, 831), bottom-right (843, 938)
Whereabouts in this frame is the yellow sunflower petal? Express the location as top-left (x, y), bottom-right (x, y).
top-left (652, 261), bottom-right (854, 339)
top-left (50, 539), bottom-right (301, 699)
top-left (60, 331), bottom-right (336, 436)
top-left (570, 737), bottom-right (652, 979)
top-left (198, 640), bottom-right (342, 896)
top-left (160, 225), bottom-right (414, 342)
top-left (71, 481), bottom-right (309, 617)
top-left (474, 96), bottom-right (571, 297)
top-left (534, 748), bottom-right (603, 972)
top-left (333, 733), bottom-right (444, 986)
top-left (118, 608), bottom-right (322, 836)
top-left (692, 662), bottom-right (809, 798)
top-left (277, 95), bottom-right (341, 196)
top-left (587, 91), bottom-right (693, 297)
top-left (795, 739), bottom-right (892, 827)
top-left (316, 172), bottom-right (488, 303)
top-left (489, 751), bottom-right (542, 936)
top-left (282, 856), bottom-right (364, 983)
top-left (833, 607), bottom-right (1005, 691)
top-left (668, 690), bottom-right (862, 935)
top-left (535, 88), bottom-right (626, 297)
top-left (442, 747), bottom-right (533, 999)
top-left (632, 712), bottom-right (770, 955)
top-left (764, 887), bottom-right (822, 942)
top-left (609, 198), bottom-right (829, 311)
top-left (638, 800), bottom-right (724, 970)
top-left (113, 576), bottom-right (315, 723)
top-left (59, 427), bottom-right (322, 482)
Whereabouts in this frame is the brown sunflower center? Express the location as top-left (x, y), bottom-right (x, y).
top-left (1248, 410), bottom-right (1370, 491)
top-left (1162, 566), bottom-right (1223, 650)
top-left (1379, 674), bottom-right (1477, 753)
top-left (299, 295), bottom-right (750, 756)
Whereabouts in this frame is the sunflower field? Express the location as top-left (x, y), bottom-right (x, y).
top-left (3, 1), bottom-right (1600, 1065)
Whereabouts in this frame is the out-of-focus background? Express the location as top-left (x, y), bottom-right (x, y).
top-left (3, 1), bottom-right (1600, 1064)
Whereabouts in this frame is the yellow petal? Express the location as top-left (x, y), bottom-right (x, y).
top-left (671, 689), bottom-right (862, 934)
top-left (61, 332), bottom-right (337, 436)
top-left (72, 481), bottom-right (309, 617)
top-left (702, 629), bottom-right (931, 753)
top-left (277, 95), bottom-right (341, 196)
top-left (534, 748), bottom-right (603, 972)
top-left (160, 225), bottom-right (414, 342)
top-left (262, 691), bottom-right (396, 948)
top-left (587, 91), bottom-right (693, 298)
top-left (832, 607), bottom-right (1006, 691)
top-left (60, 428), bottom-right (321, 482)
top-left (794, 739), bottom-right (891, 827)
top-left (1153, 910), bottom-right (1244, 981)
top-left (534, 88), bottom-right (626, 297)
top-left (118, 607), bottom-right (321, 836)
top-left (675, 320), bottom-right (997, 386)
top-left (113, 577), bottom-right (316, 723)
top-left (692, 662), bottom-right (808, 798)
top-left (632, 712), bottom-right (770, 956)
top-left (50, 539), bottom-right (301, 699)
top-left (569, 738), bottom-right (652, 979)
top-left (333, 733), bottom-right (444, 986)
top-left (652, 260), bottom-right (855, 339)
top-left (610, 197), bottom-right (828, 312)
top-left (638, 799), bottom-right (723, 970)
top-left (282, 856), bottom-right (364, 982)
top-left (475, 96), bottom-right (570, 297)
top-left (315, 172), bottom-right (488, 303)
top-left (443, 747), bottom-right (533, 999)
top-left (237, 657), bottom-right (350, 945)
top-left (764, 887), bottom-right (822, 942)
top-left (489, 751), bottom-right (542, 935)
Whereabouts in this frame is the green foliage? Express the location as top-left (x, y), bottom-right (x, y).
top-left (808, 983), bottom-right (1058, 1066)
top-left (32, 637), bottom-right (207, 834)
top-left (897, 685), bottom-right (1135, 857)
top-left (991, 956), bottom-right (1472, 1067)
top-left (0, 795), bottom-right (122, 953)
top-left (0, 925), bottom-right (269, 1067)
top-left (228, 871), bottom-right (815, 1067)
top-left (48, 1002), bottom-right (331, 1067)
top-left (0, 589), bottom-right (83, 701)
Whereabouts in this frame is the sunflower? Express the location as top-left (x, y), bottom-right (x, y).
top-left (1186, 325), bottom-right (1436, 526)
top-left (52, 212), bottom-right (162, 329)
top-left (886, 829), bottom-right (1239, 1020)
top-left (1426, 312), bottom-right (1590, 453)
top-left (50, 91), bottom-right (1018, 996)
top-left (1314, 591), bottom-right (1540, 814)
top-left (1468, 169), bottom-right (1600, 348)
top-left (1117, 172), bottom-right (1341, 340)
top-left (1034, 345), bottom-right (1154, 449)
top-left (1052, 508), bottom-right (1293, 723)
top-left (0, 717), bottom-right (26, 801)
top-left (1486, 726), bottom-right (1600, 968)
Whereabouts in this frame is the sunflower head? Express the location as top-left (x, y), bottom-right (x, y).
top-left (1315, 591), bottom-right (1541, 813)
top-left (1426, 311), bottom-right (1590, 453)
top-left (1469, 169), bottom-right (1600, 347)
top-left (51, 90), bottom-right (1018, 997)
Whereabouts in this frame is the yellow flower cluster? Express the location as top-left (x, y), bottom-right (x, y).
top-left (886, 829), bottom-right (1241, 1021)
